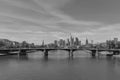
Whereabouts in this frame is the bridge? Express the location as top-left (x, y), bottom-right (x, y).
top-left (0, 48), bottom-right (120, 57)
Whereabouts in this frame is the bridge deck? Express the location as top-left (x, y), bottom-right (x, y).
top-left (0, 48), bottom-right (120, 51)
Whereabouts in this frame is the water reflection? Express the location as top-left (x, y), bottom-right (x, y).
top-left (18, 56), bottom-right (29, 61)
top-left (0, 51), bottom-right (120, 80)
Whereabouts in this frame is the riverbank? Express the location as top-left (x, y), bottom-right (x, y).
top-left (113, 55), bottom-right (120, 58)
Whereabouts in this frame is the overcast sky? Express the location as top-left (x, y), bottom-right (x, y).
top-left (0, 0), bottom-right (120, 44)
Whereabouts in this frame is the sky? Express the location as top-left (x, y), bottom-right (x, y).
top-left (0, 0), bottom-right (120, 44)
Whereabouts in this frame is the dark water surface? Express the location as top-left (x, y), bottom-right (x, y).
top-left (0, 51), bottom-right (120, 80)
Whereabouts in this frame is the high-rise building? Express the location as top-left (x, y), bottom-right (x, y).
top-left (75, 37), bottom-right (79, 46)
top-left (63, 40), bottom-right (66, 47)
top-left (59, 39), bottom-right (64, 47)
top-left (91, 40), bottom-right (93, 44)
top-left (70, 36), bottom-right (74, 46)
top-left (114, 38), bottom-right (118, 43)
top-left (42, 40), bottom-right (45, 46)
top-left (114, 38), bottom-right (118, 48)
top-left (79, 41), bottom-right (81, 46)
top-left (67, 39), bottom-right (70, 47)
top-left (54, 40), bottom-right (58, 46)
top-left (86, 38), bottom-right (89, 45)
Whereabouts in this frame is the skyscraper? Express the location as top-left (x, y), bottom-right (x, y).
top-left (54, 40), bottom-right (58, 46)
top-left (114, 38), bottom-right (118, 44)
top-left (114, 38), bottom-right (118, 48)
top-left (42, 40), bottom-right (45, 46)
top-left (86, 38), bottom-right (89, 45)
top-left (75, 37), bottom-right (79, 46)
top-left (67, 39), bottom-right (70, 47)
top-left (70, 36), bottom-right (74, 46)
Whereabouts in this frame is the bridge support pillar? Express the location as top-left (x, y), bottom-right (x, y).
top-left (96, 50), bottom-right (101, 57)
top-left (113, 51), bottom-right (120, 55)
top-left (106, 54), bottom-right (113, 57)
top-left (18, 50), bottom-right (27, 56)
top-left (69, 50), bottom-right (73, 57)
top-left (4, 51), bottom-right (10, 55)
top-left (44, 50), bottom-right (48, 57)
top-left (91, 50), bottom-right (96, 57)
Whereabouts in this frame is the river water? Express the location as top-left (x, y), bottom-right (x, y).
top-left (0, 51), bottom-right (120, 80)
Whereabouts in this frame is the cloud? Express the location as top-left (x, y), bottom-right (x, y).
top-left (77, 24), bottom-right (120, 42)
top-left (0, 0), bottom-right (119, 44)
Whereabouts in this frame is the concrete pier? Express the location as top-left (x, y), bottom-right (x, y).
top-left (18, 50), bottom-right (27, 56)
top-left (113, 51), bottom-right (120, 55)
top-left (44, 50), bottom-right (48, 57)
top-left (91, 50), bottom-right (96, 57)
top-left (68, 50), bottom-right (73, 57)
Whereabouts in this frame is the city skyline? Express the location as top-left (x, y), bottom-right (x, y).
top-left (0, 0), bottom-right (120, 44)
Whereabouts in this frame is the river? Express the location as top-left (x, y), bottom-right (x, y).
top-left (0, 51), bottom-right (120, 80)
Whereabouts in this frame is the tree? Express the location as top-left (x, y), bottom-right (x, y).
top-left (0, 42), bottom-right (5, 48)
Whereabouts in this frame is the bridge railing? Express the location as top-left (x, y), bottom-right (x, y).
top-left (1, 47), bottom-right (120, 51)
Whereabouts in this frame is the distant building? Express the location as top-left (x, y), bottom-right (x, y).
top-left (114, 38), bottom-right (118, 48)
top-left (114, 38), bottom-right (118, 43)
top-left (54, 40), bottom-right (58, 46)
top-left (70, 36), bottom-right (74, 47)
top-left (86, 38), bottom-right (89, 45)
top-left (75, 37), bottom-right (79, 46)
top-left (42, 40), bottom-right (45, 46)
top-left (59, 39), bottom-right (64, 48)
top-left (67, 39), bottom-right (70, 47)
top-left (0, 39), bottom-right (14, 48)
top-left (79, 41), bottom-right (82, 47)
top-left (21, 41), bottom-right (29, 48)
